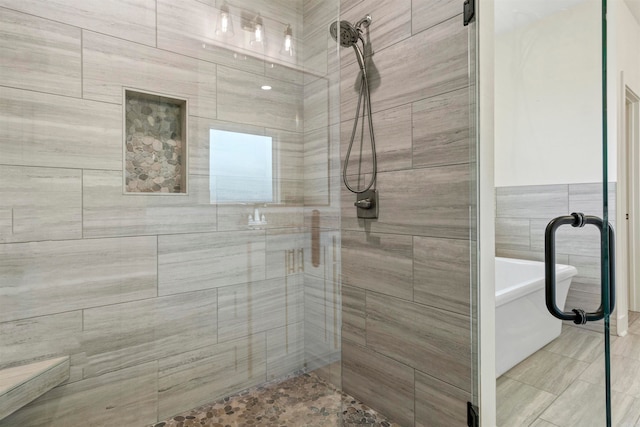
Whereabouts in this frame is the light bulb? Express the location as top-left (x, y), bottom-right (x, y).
top-left (216, 3), bottom-right (234, 37)
top-left (254, 24), bottom-right (263, 43)
top-left (281, 24), bottom-right (294, 57)
top-left (250, 15), bottom-right (265, 47)
top-left (221, 14), bottom-right (229, 33)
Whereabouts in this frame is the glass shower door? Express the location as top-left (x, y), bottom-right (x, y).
top-left (492, 0), bottom-right (632, 425)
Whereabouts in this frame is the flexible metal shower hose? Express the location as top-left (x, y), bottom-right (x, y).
top-left (342, 58), bottom-right (377, 194)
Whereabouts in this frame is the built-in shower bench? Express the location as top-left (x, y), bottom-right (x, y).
top-left (0, 356), bottom-right (69, 420)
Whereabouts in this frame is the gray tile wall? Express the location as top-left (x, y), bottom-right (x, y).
top-left (333, 0), bottom-right (474, 425)
top-left (0, 1), bottom-right (334, 424)
top-left (495, 183), bottom-right (617, 332)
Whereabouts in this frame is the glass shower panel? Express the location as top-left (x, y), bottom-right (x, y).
top-left (0, 0), bottom-right (340, 426)
top-left (468, 7), bottom-right (480, 418)
top-left (493, 0), bottom-right (619, 426)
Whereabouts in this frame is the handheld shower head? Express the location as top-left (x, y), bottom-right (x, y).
top-left (332, 15), bottom-right (377, 196)
top-left (329, 18), bottom-right (369, 72)
top-left (329, 20), bottom-right (360, 48)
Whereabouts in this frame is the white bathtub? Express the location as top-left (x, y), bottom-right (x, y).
top-left (495, 257), bottom-right (578, 377)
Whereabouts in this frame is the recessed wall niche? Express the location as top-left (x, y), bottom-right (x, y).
top-left (124, 89), bottom-right (188, 194)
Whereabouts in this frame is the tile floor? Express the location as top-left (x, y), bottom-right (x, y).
top-left (149, 372), bottom-right (401, 427)
top-left (498, 312), bottom-right (640, 427)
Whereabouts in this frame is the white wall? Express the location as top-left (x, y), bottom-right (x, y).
top-left (618, 1), bottom-right (640, 95)
top-left (495, 1), bottom-right (605, 187)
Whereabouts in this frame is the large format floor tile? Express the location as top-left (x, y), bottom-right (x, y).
top-left (505, 350), bottom-right (589, 395)
top-left (539, 380), bottom-right (640, 427)
top-left (612, 331), bottom-right (640, 361)
top-left (580, 354), bottom-right (640, 398)
top-left (500, 318), bottom-right (640, 426)
top-left (543, 325), bottom-right (604, 363)
top-left (497, 377), bottom-right (555, 427)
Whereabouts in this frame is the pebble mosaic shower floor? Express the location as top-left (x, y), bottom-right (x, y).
top-left (149, 372), bottom-right (401, 427)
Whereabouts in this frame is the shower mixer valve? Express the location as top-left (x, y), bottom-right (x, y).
top-left (354, 199), bottom-right (372, 209)
top-left (354, 189), bottom-right (378, 219)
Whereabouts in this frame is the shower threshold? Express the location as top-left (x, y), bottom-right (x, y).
top-left (149, 372), bottom-right (400, 427)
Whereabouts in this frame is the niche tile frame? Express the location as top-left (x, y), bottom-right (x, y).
top-left (123, 88), bottom-right (189, 195)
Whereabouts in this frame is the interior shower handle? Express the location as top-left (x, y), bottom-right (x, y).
top-left (544, 212), bottom-right (615, 324)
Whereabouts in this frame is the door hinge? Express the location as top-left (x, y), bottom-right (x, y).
top-left (464, 0), bottom-right (475, 26)
top-left (467, 402), bottom-right (479, 427)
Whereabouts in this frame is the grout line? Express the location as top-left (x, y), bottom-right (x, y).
top-left (156, 235), bottom-right (160, 297)
top-left (1, 286), bottom-right (222, 329)
top-left (0, 164), bottom-right (121, 172)
top-left (410, 0), bottom-right (413, 36)
top-left (155, 360), bottom-right (160, 423)
top-left (0, 309), bottom-right (83, 327)
top-left (80, 30), bottom-right (84, 98)
top-left (0, 84), bottom-right (89, 103)
top-left (0, 5), bottom-right (150, 48)
top-left (413, 368), bottom-right (417, 425)
top-left (264, 330), bottom-right (268, 379)
top-left (81, 169), bottom-right (84, 239)
top-left (340, 95), bottom-right (471, 133)
top-left (411, 236), bottom-right (415, 302)
top-left (410, 101), bottom-right (415, 169)
top-left (215, 288), bottom-right (220, 344)
top-left (0, 5), bottom-right (324, 86)
top-left (363, 290), bottom-right (368, 348)
top-left (155, 0), bottom-right (158, 48)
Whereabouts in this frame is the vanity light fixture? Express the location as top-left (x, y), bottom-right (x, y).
top-left (215, 1), bottom-right (234, 36)
top-left (281, 24), bottom-right (294, 56)
top-left (217, 3), bottom-right (294, 57)
top-left (250, 14), bottom-right (265, 47)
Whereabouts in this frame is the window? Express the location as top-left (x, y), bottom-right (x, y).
top-left (209, 129), bottom-right (274, 203)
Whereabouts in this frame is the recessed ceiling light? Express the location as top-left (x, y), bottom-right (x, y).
top-left (261, 85), bottom-right (272, 90)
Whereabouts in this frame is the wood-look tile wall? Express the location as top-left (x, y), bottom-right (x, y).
top-left (495, 183), bottom-right (617, 332)
top-left (0, 0), bottom-right (330, 424)
top-left (332, 0), bottom-right (474, 425)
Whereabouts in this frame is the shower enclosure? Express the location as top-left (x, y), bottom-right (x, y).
top-left (0, 0), bottom-right (479, 426)
top-left (488, 0), bottom-right (640, 426)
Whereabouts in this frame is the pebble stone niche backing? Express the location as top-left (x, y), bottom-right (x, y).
top-left (125, 90), bottom-right (186, 193)
top-left (150, 372), bottom-right (401, 427)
